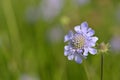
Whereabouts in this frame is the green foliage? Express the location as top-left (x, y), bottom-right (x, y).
top-left (0, 0), bottom-right (120, 80)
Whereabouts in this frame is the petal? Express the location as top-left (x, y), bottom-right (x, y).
top-left (87, 28), bottom-right (95, 36)
top-left (83, 48), bottom-right (89, 56)
top-left (64, 31), bottom-right (73, 42)
top-left (75, 55), bottom-right (82, 64)
top-left (68, 55), bottom-right (74, 60)
top-left (88, 37), bottom-right (98, 47)
top-left (76, 49), bottom-right (83, 53)
top-left (64, 46), bottom-right (69, 50)
top-left (81, 22), bottom-right (88, 33)
top-left (74, 25), bottom-right (81, 33)
top-left (91, 37), bottom-right (98, 43)
top-left (89, 42), bottom-right (96, 47)
top-left (64, 50), bottom-right (69, 56)
top-left (88, 48), bottom-right (97, 55)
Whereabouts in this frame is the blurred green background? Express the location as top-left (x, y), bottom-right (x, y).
top-left (0, 0), bottom-right (120, 80)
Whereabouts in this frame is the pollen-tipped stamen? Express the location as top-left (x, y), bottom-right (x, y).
top-left (72, 34), bottom-right (85, 49)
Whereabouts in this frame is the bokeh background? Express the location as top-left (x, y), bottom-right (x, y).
top-left (0, 0), bottom-right (120, 80)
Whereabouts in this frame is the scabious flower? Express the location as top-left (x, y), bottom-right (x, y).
top-left (47, 26), bottom-right (63, 43)
top-left (40, 0), bottom-right (64, 21)
top-left (64, 22), bottom-right (98, 64)
top-left (72, 0), bottom-right (90, 6)
top-left (110, 35), bottom-right (120, 53)
top-left (19, 73), bottom-right (40, 80)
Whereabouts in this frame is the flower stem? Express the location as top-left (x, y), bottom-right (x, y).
top-left (101, 54), bottom-right (104, 80)
top-left (83, 61), bottom-right (90, 80)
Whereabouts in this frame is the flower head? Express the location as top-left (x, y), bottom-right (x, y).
top-left (64, 22), bottom-right (98, 64)
top-left (98, 42), bottom-right (110, 53)
top-left (110, 35), bottom-right (120, 53)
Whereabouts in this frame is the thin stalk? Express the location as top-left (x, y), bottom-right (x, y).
top-left (101, 54), bottom-right (103, 80)
top-left (2, 0), bottom-right (22, 54)
top-left (83, 61), bottom-right (90, 80)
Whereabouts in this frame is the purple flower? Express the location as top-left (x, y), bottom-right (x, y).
top-left (110, 35), bottom-right (120, 53)
top-left (40, 0), bottom-right (64, 21)
top-left (64, 22), bottom-right (98, 64)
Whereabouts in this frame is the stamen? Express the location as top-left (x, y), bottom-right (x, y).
top-left (72, 34), bottom-right (85, 49)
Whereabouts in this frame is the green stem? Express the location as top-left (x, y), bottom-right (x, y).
top-left (2, 0), bottom-right (22, 54)
top-left (2, 0), bottom-right (22, 77)
top-left (83, 61), bottom-right (90, 80)
top-left (101, 54), bottom-right (103, 80)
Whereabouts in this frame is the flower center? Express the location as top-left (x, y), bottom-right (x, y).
top-left (72, 34), bottom-right (85, 49)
